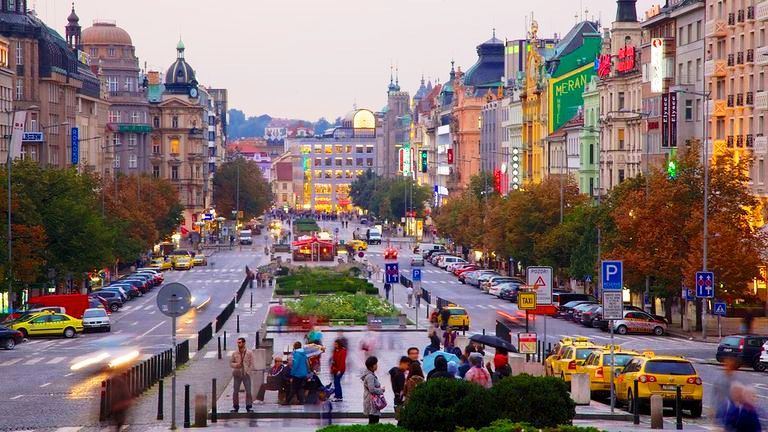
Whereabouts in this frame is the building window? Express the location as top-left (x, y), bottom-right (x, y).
top-left (356, 158), bottom-right (363, 166)
top-left (171, 166), bottom-right (179, 180)
top-left (153, 116), bottom-right (160, 128)
top-left (8, 0), bottom-right (15, 12)
top-left (152, 165), bottom-right (160, 178)
top-left (170, 138), bottom-right (180, 154)
top-left (589, 143), bottom-right (594, 165)
top-left (128, 133), bottom-right (137, 147)
top-left (366, 158), bottom-right (373, 167)
top-left (107, 47), bottom-right (115, 57)
top-left (108, 110), bottom-right (120, 123)
top-left (113, 155), bottom-right (120, 168)
top-left (112, 134), bottom-right (121, 147)
top-left (281, 193), bottom-right (288, 202)
top-left (618, 92), bottom-right (625, 110)
top-left (89, 47), bottom-right (97, 57)
top-left (335, 158), bottom-right (342, 166)
top-left (131, 111), bottom-right (139, 123)
top-left (129, 154), bottom-right (137, 169)
top-left (346, 157), bottom-right (353, 166)
top-left (618, 169), bottom-right (625, 183)
top-left (618, 128), bottom-right (625, 150)
top-left (124, 77), bottom-right (134, 92)
top-left (685, 99), bottom-right (694, 121)
top-left (366, 146), bottom-right (374, 153)
top-left (15, 78), bottom-right (22, 100)
top-left (589, 177), bottom-right (594, 197)
top-left (172, 116), bottom-right (179, 128)
top-left (152, 137), bottom-right (161, 154)
top-left (15, 41), bottom-right (22, 66)
top-left (325, 157), bottom-right (332, 166)
top-left (107, 76), bottom-right (118, 92)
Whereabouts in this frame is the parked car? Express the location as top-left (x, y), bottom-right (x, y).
top-left (82, 308), bottom-right (111, 332)
top-left (430, 252), bottom-right (451, 265)
top-left (716, 335), bottom-right (768, 371)
top-left (465, 270), bottom-right (498, 287)
top-left (97, 287), bottom-right (130, 302)
top-left (107, 283), bottom-right (139, 299)
top-left (0, 326), bottom-right (23, 349)
top-left (572, 303), bottom-right (600, 323)
top-left (439, 256), bottom-right (467, 270)
top-left (475, 272), bottom-right (502, 289)
top-left (610, 310), bottom-right (668, 336)
top-left (90, 292), bottom-right (123, 312)
top-left (482, 276), bottom-right (523, 293)
top-left (8, 311), bottom-right (83, 338)
top-left (445, 261), bottom-right (469, 272)
top-left (410, 255), bottom-right (425, 267)
top-left (552, 293), bottom-right (597, 315)
top-left (558, 300), bottom-right (596, 320)
top-left (579, 305), bottom-right (602, 327)
top-left (453, 264), bottom-right (478, 276)
top-left (497, 283), bottom-right (520, 301)
top-left (760, 340), bottom-right (768, 370)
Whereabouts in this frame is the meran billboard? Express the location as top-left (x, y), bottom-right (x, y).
top-left (548, 62), bottom-right (595, 133)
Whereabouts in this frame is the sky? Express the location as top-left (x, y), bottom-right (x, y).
top-left (36, 0), bottom-right (656, 121)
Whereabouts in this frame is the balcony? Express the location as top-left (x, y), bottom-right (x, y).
top-left (738, 9), bottom-right (745, 22)
top-left (108, 90), bottom-right (147, 102)
top-left (706, 19), bottom-right (728, 38)
top-left (759, 0), bottom-right (768, 21)
top-left (756, 91), bottom-right (768, 110)
top-left (727, 135), bottom-right (734, 147)
top-left (705, 59), bottom-right (728, 77)
top-left (728, 12), bottom-right (736, 25)
top-left (728, 94), bottom-right (735, 107)
top-left (712, 99), bottom-right (728, 117)
top-left (756, 136), bottom-right (768, 154)
top-left (737, 93), bottom-right (744, 106)
top-left (758, 46), bottom-right (768, 65)
top-left (747, 49), bottom-right (755, 63)
top-left (747, 91), bottom-right (754, 106)
top-left (737, 51), bottom-right (744, 65)
top-left (728, 54), bottom-right (735, 66)
top-left (736, 135), bottom-right (743, 147)
top-left (748, 5), bottom-right (755, 20)
top-left (747, 134), bottom-right (754, 148)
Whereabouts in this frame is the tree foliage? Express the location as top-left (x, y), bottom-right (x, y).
top-left (213, 157), bottom-right (273, 220)
top-left (349, 170), bottom-right (432, 219)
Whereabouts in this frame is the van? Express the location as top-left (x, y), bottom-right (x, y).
top-left (416, 243), bottom-right (446, 256)
top-left (239, 229), bottom-right (253, 245)
top-left (26, 294), bottom-right (89, 319)
top-left (367, 228), bottom-right (382, 245)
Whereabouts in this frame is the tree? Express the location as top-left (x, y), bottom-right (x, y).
top-left (469, 172), bottom-right (498, 201)
top-left (314, 117), bottom-right (332, 136)
top-left (213, 158), bottom-right (273, 219)
top-left (350, 172), bottom-right (431, 220)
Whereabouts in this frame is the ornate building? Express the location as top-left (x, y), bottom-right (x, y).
top-left (378, 69), bottom-right (410, 178)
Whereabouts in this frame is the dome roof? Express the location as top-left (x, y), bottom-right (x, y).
top-left (82, 21), bottom-right (132, 46)
top-left (165, 40), bottom-right (196, 91)
top-left (463, 32), bottom-right (504, 91)
top-left (67, 6), bottom-right (79, 24)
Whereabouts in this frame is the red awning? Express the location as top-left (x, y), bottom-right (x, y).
top-left (291, 235), bottom-right (334, 247)
top-left (180, 226), bottom-right (189, 235)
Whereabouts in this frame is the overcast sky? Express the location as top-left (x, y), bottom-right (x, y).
top-left (37, 0), bottom-right (655, 120)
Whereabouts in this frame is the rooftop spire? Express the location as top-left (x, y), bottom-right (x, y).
top-left (616, 0), bottom-right (638, 22)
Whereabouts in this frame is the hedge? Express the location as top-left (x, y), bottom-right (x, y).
top-left (458, 420), bottom-right (602, 432)
top-left (399, 379), bottom-right (497, 432)
top-left (490, 375), bottom-right (575, 428)
top-left (318, 425), bottom-right (403, 432)
top-left (275, 268), bottom-right (377, 295)
top-left (284, 294), bottom-right (398, 323)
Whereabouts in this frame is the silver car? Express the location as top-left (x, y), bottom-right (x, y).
top-left (465, 270), bottom-right (498, 287)
top-left (410, 255), bottom-right (425, 266)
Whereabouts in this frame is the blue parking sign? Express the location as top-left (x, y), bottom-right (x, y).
top-left (385, 263), bottom-right (399, 284)
top-left (412, 268), bottom-right (422, 282)
top-left (601, 260), bottom-right (623, 291)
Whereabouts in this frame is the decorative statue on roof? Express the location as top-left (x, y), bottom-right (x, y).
top-left (528, 19), bottom-right (539, 41)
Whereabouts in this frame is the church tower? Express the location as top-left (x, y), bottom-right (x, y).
top-left (65, 3), bottom-right (81, 50)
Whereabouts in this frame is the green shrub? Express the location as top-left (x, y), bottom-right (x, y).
top-left (275, 268), bottom-right (377, 295)
top-left (490, 375), bottom-right (575, 428)
top-left (399, 378), bottom-right (496, 432)
top-left (283, 294), bottom-right (398, 323)
top-left (318, 425), bottom-right (405, 432)
top-left (457, 420), bottom-right (603, 432)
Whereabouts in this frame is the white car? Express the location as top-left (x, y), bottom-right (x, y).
top-left (446, 261), bottom-right (468, 272)
top-left (760, 340), bottom-right (768, 368)
top-left (410, 255), bottom-right (425, 266)
top-left (82, 308), bottom-right (111, 332)
top-left (439, 256), bottom-right (466, 270)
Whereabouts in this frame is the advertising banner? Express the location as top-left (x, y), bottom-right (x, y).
top-left (548, 63), bottom-right (595, 133)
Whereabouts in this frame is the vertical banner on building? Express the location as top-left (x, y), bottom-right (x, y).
top-left (661, 93), bottom-right (670, 148)
top-left (669, 92), bottom-right (678, 148)
top-left (9, 111), bottom-right (26, 160)
top-left (71, 127), bottom-right (79, 165)
top-left (402, 143), bottom-right (412, 176)
top-left (650, 38), bottom-right (664, 93)
top-left (399, 148), bottom-right (404, 173)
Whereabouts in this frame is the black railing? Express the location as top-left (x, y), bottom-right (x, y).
top-left (747, 92), bottom-right (754, 105)
top-left (176, 340), bottom-right (190, 366)
top-left (747, 134), bottom-right (754, 147)
top-left (738, 9), bottom-right (745, 22)
top-left (236, 278), bottom-right (247, 302)
top-left (737, 51), bottom-right (744, 64)
top-left (728, 12), bottom-right (736, 25)
top-left (728, 95), bottom-right (735, 107)
top-left (737, 93), bottom-right (744, 106)
top-left (215, 298), bottom-right (235, 332)
top-left (748, 6), bottom-right (755, 20)
top-left (737, 135), bottom-right (744, 147)
top-left (747, 49), bottom-right (754, 63)
top-left (197, 322), bottom-right (213, 351)
top-left (100, 348), bottom-right (174, 421)
top-left (728, 54), bottom-right (735, 66)
top-left (727, 135), bottom-right (735, 147)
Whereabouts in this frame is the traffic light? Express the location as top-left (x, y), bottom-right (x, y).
top-left (420, 150), bottom-right (428, 173)
top-left (667, 159), bottom-right (677, 179)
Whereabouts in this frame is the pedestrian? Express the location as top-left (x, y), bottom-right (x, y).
top-left (361, 356), bottom-right (386, 424)
top-left (388, 356), bottom-right (410, 411)
top-left (268, 275), bottom-right (274, 288)
top-left (255, 354), bottom-right (289, 404)
top-left (440, 307), bottom-right (450, 331)
top-left (427, 355), bottom-right (454, 380)
top-left (406, 285), bottom-right (414, 308)
top-left (384, 283), bottom-right (392, 302)
top-left (106, 374), bottom-right (132, 431)
top-left (722, 383), bottom-right (763, 432)
top-left (230, 337), bottom-right (255, 412)
top-left (406, 347), bottom-right (420, 363)
top-left (713, 357), bottom-right (742, 423)
top-left (403, 361), bottom-right (425, 404)
top-left (330, 338), bottom-right (347, 402)
top-left (488, 349), bottom-right (512, 384)
top-left (424, 330), bottom-right (441, 357)
top-left (464, 352), bottom-right (492, 389)
top-left (447, 361), bottom-right (459, 378)
top-left (443, 328), bottom-right (456, 351)
top-left (283, 342), bottom-right (309, 405)
top-left (457, 345), bottom-right (477, 378)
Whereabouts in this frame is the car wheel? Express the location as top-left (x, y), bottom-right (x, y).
top-left (617, 325), bottom-right (628, 335)
top-left (110, 303), bottom-right (120, 312)
top-left (653, 326), bottom-right (664, 336)
top-left (3, 338), bottom-right (15, 350)
top-left (753, 357), bottom-right (767, 372)
top-left (18, 328), bottom-right (28, 339)
top-left (689, 401), bottom-right (703, 418)
top-left (63, 327), bottom-right (76, 338)
top-left (105, 326), bottom-right (111, 333)
top-left (627, 390), bottom-right (635, 414)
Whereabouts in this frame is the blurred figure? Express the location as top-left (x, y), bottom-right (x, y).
top-left (330, 338), bottom-right (347, 402)
top-left (721, 383), bottom-right (763, 432)
top-left (403, 361), bottom-right (425, 404)
top-left (106, 374), bottom-right (132, 431)
top-left (424, 330), bottom-right (441, 357)
top-left (713, 357), bottom-right (742, 423)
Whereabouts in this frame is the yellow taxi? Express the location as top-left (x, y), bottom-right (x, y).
top-left (150, 257), bottom-right (172, 270)
top-left (349, 239), bottom-right (368, 251)
top-left (615, 352), bottom-right (703, 417)
top-left (553, 340), bottom-right (599, 382)
top-left (546, 336), bottom-right (592, 376)
top-left (9, 311), bottom-right (83, 338)
top-left (173, 257), bottom-right (193, 270)
top-left (192, 253), bottom-right (208, 266)
top-left (577, 345), bottom-right (640, 395)
top-left (437, 305), bottom-right (470, 331)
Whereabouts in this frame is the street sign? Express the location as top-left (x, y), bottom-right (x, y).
top-left (602, 291), bottom-right (624, 320)
top-left (518, 333), bottom-right (537, 354)
top-left (713, 302), bottom-right (727, 316)
top-left (526, 266), bottom-right (553, 305)
top-left (71, 127), bottom-right (79, 165)
top-left (695, 271), bottom-right (715, 298)
top-left (518, 292), bottom-right (537, 310)
top-left (358, 251), bottom-right (364, 258)
top-left (385, 263), bottom-right (399, 284)
top-left (156, 283), bottom-right (192, 318)
top-left (601, 260), bottom-right (623, 291)
top-left (584, 275), bottom-right (592, 283)
top-left (412, 268), bottom-right (422, 282)
top-left (22, 131), bottom-right (44, 142)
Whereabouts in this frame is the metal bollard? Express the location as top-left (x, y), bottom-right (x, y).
top-left (256, 331), bottom-right (260, 349)
top-left (250, 292), bottom-right (253, 310)
top-left (184, 384), bottom-right (191, 428)
top-left (211, 378), bottom-right (218, 423)
top-left (675, 386), bottom-right (683, 430)
top-left (482, 328), bottom-right (486, 335)
top-left (99, 380), bottom-right (107, 421)
top-left (633, 380), bottom-right (640, 425)
top-left (223, 331), bottom-right (227, 351)
top-left (218, 336), bottom-right (222, 360)
top-left (237, 315), bottom-right (240, 333)
top-left (157, 379), bottom-right (164, 420)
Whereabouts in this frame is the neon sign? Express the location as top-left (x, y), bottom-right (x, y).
top-left (617, 45), bottom-right (636, 73)
top-left (597, 54), bottom-right (611, 78)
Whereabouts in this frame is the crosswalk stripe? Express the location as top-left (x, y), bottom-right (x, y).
top-left (24, 358), bottom-right (42, 365)
top-left (204, 351), bottom-right (217, 359)
top-left (144, 305), bottom-right (154, 311)
top-left (0, 358), bottom-right (23, 366)
top-left (54, 426), bottom-right (83, 432)
top-left (46, 356), bottom-right (66, 364)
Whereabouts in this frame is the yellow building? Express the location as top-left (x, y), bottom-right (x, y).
top-left (520, 21), bottom-right (548, 185)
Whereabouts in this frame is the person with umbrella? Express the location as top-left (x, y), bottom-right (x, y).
top-left (464, 353), bottom-right (492, 389)
top-left (426, 354), bottom-right (454, 380)
top-left (487, 348), bottom-right (512, 384)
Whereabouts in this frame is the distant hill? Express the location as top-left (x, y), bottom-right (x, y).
top-left (227, 109), bottom-right (340, 140)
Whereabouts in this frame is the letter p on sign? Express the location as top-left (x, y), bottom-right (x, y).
top-left (601, 260), bottom-right (623, 291)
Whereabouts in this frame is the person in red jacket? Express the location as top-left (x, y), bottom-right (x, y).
top-left (330, 338), bottom-right (347, 401)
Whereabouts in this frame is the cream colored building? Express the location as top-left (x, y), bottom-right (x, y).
top-left (0, 35), bottom-right (14, 162)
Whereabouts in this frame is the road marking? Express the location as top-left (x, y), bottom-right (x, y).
top-left (219, 303), bottom-right (228, 309)
top-left (143, 305), bottom-right (154, 311)
top-left (46, 356), bottom-right (66, 364)
top-left (53, 427), bottom-right (82, 432)
top-left (132, 321), bottom-right (140, 326)
top-left (0, 358), bottom-right (23, 366)
top-left (395, 303), bottom-right (402, 309)
top-left (39, 382), bottom-right (51, 388)
top-left (24, 358), bottom-right (43, 365)
top-left (214, 280), bottom-right (222, 283)
top-left (140, 322), bottom-right (165, 337)
top-left (204, 351), bottom-right (217, 359)
top-left (64, 372), bottom-right (74, 377)
top-left (9, 394), bottom-right (23, 400)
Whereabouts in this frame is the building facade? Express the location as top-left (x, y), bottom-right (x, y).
top-left (378, 72), bottom-right (410, 178)
top-left (271, 152), bottom-right (294, 208)
top-left (579, 76), bottom-right (601, 196)
top-left (0, 35), bottom-right (15, 162)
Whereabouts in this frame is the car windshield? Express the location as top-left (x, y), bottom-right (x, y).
top-left (576, 348), bottom-right (598, 360)
top-left (83, 310), bottom-right (106, 318)
top-left (720, 336), bottom-right (743, 347)
top-left (562, 301), bottom-right (586, 308)
top-left (603, 354), bottom-right (636, 366)
top-left (645, 360), bottom-right (697, 375)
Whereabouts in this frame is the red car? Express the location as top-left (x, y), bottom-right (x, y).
top-left (384, 247), bottom-right (398, 260)
top-left (454, 265), bottom-right (478, 276)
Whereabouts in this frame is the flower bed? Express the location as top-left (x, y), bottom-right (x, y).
top-left (283, 294), bottom-right (398, 324)
top-left (275, 267), bottom-right (377, 296)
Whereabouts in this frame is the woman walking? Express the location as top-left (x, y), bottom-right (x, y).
top-left (361, 356), bottom-right (385, 424)
top-left (330, 338), bottom-right (347, 402)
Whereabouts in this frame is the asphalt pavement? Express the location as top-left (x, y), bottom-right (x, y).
top-left (0, 247), bottom-right (262, 430)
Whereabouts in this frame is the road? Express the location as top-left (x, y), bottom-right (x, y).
top-left (332, 219), bottom-right (768, 423)
top-left (0, 247), bottom-right (266, 430)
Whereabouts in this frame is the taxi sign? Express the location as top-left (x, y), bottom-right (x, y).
top-left (518, 292), bottom-right (537, 310)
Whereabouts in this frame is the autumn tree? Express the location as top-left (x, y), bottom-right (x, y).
top-left (213, 157), bottom-right (273, 219)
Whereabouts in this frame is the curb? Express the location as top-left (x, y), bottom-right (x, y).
top-left (213, 411), bottom-right (634, 422)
